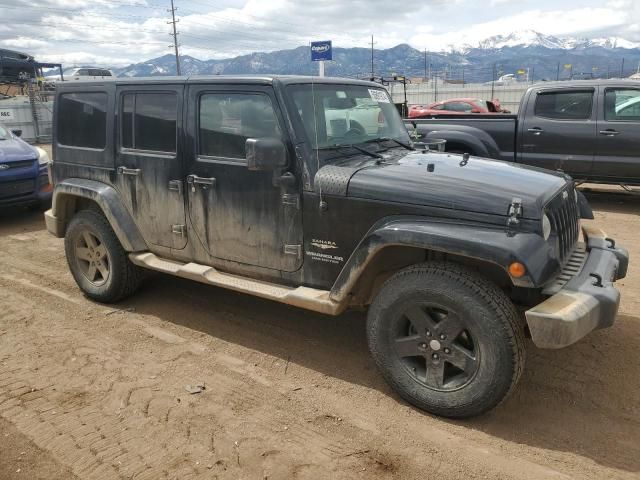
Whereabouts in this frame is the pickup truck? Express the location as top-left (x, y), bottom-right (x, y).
top-left (408, 80), bottom-right (640, 185)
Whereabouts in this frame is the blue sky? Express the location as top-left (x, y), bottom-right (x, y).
top-left (0, 0), bottom-right (638, 67)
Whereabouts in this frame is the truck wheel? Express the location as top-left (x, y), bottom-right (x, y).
top-left (367, 262), bottom-right (525, 418)
top-left (64, 210), bottom-right (142, 303)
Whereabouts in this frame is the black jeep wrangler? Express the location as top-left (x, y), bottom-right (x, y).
top-left (45, 76), bottom-right (628, 418)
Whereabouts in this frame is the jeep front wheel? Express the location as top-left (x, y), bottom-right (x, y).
top-left (65, 209), bottom-right (142, 303)
top-left (367, 262), bottom-right (525, 418)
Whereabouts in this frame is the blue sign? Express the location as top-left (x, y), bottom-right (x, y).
top-left (311, 41), bottom-right (332, 62)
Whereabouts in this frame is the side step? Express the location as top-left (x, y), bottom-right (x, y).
top-left (129, 252), bottom-right (344, 315)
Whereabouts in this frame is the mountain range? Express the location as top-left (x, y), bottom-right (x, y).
top-left (112, 30), bottom-right (640, 83)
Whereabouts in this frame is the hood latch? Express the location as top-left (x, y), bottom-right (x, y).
top-left (506, 198), bottom-right (522, 235)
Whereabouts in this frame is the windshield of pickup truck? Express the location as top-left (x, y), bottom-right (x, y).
top-left (287, 84), bottom-right (410, 150)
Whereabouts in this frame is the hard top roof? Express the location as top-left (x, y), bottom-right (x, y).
top-left (528, 79), bottom-right (640, 89)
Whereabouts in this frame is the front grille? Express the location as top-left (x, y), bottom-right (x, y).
top-left (543, 244), bottom-right (587, 295)
top-left (0, 179), bottom-right (36, 199)
top-left (0, 160), bottom-right (36, 170)
top-left (546, 185), bottom-right (580, 263)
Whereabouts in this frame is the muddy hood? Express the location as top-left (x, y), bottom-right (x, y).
top-left (346, 151), bottom-right (568, 220)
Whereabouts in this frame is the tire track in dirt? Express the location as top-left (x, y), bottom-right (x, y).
top-left (2, 208), bottom-right (640, 479)
top-left (0, 259), bottom-right (579, 480)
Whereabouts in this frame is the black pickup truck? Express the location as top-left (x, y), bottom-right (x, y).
top-left (408, 80), bottom-right (640, 184)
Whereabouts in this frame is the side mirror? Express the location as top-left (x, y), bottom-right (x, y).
top-left (246, 137), bottom-right (287, 171)
top-left (11, 129), bottom-right (22, 137)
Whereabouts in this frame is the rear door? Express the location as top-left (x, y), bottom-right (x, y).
top-left (592, 86), bottom-right (640, 181)
top-left (114, 85), bottom-right (187, 250)
top-left (185, 84), bottom-right (302, 272)
top-left (518, 88), bottom-right (596, 176)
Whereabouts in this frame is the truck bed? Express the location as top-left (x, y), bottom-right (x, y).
top-left (405, 115), bottom-right (518, 162)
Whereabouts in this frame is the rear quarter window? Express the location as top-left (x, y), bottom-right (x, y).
top-left (57, 92), bottom-right (108, 149)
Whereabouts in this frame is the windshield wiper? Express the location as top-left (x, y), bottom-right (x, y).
top-left (318, 144), bottom-right (383, 159)
top-left (364, 137), bottom-right (414, 151)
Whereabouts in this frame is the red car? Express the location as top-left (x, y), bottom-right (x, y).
top-left (408, 98), bottom-right (510, 118)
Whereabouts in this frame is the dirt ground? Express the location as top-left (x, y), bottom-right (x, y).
top-left (0, 184), bottom-right (639, 480)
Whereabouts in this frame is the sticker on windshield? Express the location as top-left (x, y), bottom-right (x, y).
top-left (368, 89), bottom-right (390, 103)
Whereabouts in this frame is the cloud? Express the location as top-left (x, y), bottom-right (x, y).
top-left (0, 0), bottom-right (637, 67)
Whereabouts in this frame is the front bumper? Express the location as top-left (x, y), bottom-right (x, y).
top-left (0, 167), bottom-right (52, 208)
top-left (525, 225), bottom-right (629, 349)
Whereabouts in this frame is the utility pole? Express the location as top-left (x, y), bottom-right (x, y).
top-left (491, 63), bottom-right (496, 100)
top-left (369, 35), bottom-right (376, 80)
top-left (621, 57), bottom-right (625, 78)
top-left (556, 62), bottom-right (560, 81)
top-left (424, 48), bottom-right (427, 80)
top-left (168, 0), bottom-right (181, 76)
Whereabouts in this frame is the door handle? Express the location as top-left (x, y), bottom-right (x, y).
top-left (186, 174), bottom-right (216, 192)
top-left (599, 129), bottom-right (620, 136)
top-left (527, 127), bottom-right (544, 135)
top-left (117, 166), bottom-right (141, 176)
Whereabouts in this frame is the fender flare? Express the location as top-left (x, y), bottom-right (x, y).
top-left (329, 217), bottom-right (558, 302)
top-left (51, 178), bottom-right (147, 252)
top-left (423, 129), bottom-right (497, 158)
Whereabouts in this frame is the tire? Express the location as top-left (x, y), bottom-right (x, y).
top-left (367, 262), bottom-right (525, 418)
top-left (64, 209), bottom-right (143, 303)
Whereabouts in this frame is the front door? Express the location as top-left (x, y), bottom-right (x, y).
top-left (185, 85), bottom-right (302, 272)
top-left (593, 86), bottom-right (640, 182)
top-left (518, 88), bottom-right (596, 176)
top-left (115, 86), bottom-right (187, 249)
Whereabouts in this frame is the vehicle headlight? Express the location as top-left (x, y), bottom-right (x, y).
top-left (35, 146), bottom-right (50, 166)
top-left (542, 213), bottom-right (552, 240)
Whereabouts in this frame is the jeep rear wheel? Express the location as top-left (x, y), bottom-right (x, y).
top-left (65, 210), bottom-right (142, 303)
top-left (367, 262), bottom-right (525, 418)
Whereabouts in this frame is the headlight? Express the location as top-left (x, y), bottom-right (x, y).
top-left (542, 213), bottom-right (551, 240)
top-left (35, 146), bottom-right (50, 166)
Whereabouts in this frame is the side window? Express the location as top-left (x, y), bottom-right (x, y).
top-left (199, 93), bottom-right (281, 160)
top-left (57, 92), bottom-right (107, 149)
top-left (534, 90), bottom-right (593, 120)
top-left (605, 89), bottom-right (640, 121)
top-left (120, 92), bottom-right (177, 153)
top-left (444, 102), bottom-right (472, 112)
top-left (77, 69), bottom-right (89, 76)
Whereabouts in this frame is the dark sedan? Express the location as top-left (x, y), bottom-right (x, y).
top-left (0, 125), bottom-right (52, 209)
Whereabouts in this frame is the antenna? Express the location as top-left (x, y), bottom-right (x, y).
top-left (369, 35), bottom-right (377, 80)
top-left (310, 76), bottom-right (324, 209)
top-left (167, 0), bottom-right (181, 75)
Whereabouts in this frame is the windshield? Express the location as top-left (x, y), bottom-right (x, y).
top-left (0, 125), bottom-right (10, 140)
top-left (287, 83), bottom-right (410, 150)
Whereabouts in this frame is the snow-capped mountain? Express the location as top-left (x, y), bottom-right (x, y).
top-left (469, 30), bottom-right (640, 51)
top-left (112, 31), bottom-right (640, 83)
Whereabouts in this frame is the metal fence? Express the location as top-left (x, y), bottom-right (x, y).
top-left (388, 81), bottom-right (532, 113)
